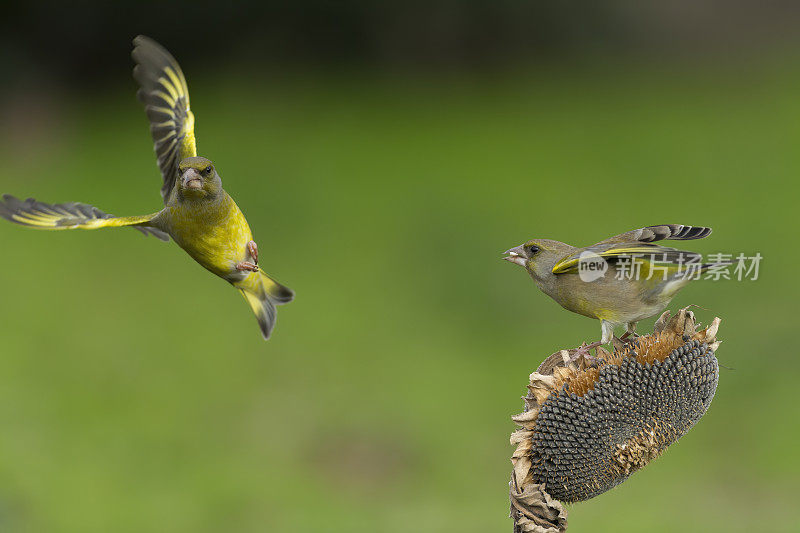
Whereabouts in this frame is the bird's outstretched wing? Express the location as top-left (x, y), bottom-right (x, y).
top-left (0, 195), bottom-right (169, 240)
top-left (132, 35), bottom-right (197, 204)
top-left (595, 225), bottom-right (712, 245)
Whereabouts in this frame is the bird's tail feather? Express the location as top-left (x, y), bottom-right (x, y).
top-left (261, 272), bottom-right (295, 304)
top-left (239, 273), bottom-right (294, 340)
top-left (240, 288), bottom-right (277, 340)
top-left (0, 194), bottom-right (168, 240)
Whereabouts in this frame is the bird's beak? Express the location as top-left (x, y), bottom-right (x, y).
top-left (503, 245), bottom-right (527, 266)
top-left (181, 168), bottom-right (203, 190)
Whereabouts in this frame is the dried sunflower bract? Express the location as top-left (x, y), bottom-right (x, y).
top-left (509, 308), bottom-right (721, 533)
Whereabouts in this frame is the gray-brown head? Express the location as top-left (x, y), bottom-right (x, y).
top-left (503, 238), bottom-right (575, 284)
top-left (177, 156), bottom-right (222, 199)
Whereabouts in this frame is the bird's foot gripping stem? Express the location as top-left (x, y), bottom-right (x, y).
top-left (236, 261), bottom-right (259, 272)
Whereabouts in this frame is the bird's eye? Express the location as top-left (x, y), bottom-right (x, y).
top-left (204, 166), bottom-right (213, 175)
top-left (527, 245), bottom-right (540, 255)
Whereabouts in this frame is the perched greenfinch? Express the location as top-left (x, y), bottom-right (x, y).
top-left (503, 225), bottom-right (719, 344)
top-left (0, 36), bottom-right (293, 340)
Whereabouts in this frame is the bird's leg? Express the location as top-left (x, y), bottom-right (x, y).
top-left (236, 261), bottom-right (259, 272)
top-left (600, 320), bottom-right (615, 345)
top-left (247, 240), bottom-right (258, 265)
top-left (619, 322), bottom-right (639, 344)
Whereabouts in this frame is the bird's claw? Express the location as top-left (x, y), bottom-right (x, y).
top-left (612, 332), bottom-right (640, 352)
top-left (236, 261), bottom-right (259, 272)
top-left (247, 241), bottom-right (258, 264)
top-left (567, 340), bottom-right (603, 366)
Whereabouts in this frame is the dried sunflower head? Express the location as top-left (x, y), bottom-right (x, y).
top-left (510, 308), bottom-right (721, 533)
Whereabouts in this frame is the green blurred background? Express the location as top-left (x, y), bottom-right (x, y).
top-left (0, 2), bottom-right (797, 532)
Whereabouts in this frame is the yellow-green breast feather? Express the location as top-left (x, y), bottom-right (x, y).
top-left (163, 193), bottom-right (253, 279)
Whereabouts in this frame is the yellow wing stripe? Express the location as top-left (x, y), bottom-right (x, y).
top-left (552, 259), bottom-right (576, 273)
top-left (12, 212), bottom-right (49, 224)
top-left (148, 105), bottom-right (174, 117)
top-left (156, 78), bottom-right (179, 102)
top-left (552, 246), bottom-right (659, 273)
top-left (153, 120), bottom-right (177, 129)
top-left (160, 137), bottom-right (178, 151)
top-left (157, 131), bottom-right (177, 141)
top-left (552, 245), bottom-right (694, 274)
top-left (164, 67), bottom-right (185, 97)
top-left (153, 90), bottom-right (176, 108)
top-left (10, 211), bottom-right (151, 230)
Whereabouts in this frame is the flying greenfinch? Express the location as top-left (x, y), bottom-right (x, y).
top-left (0, 36), bottom-right (293, 340)
top-left (503, 225), bottom-right (720, 344)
